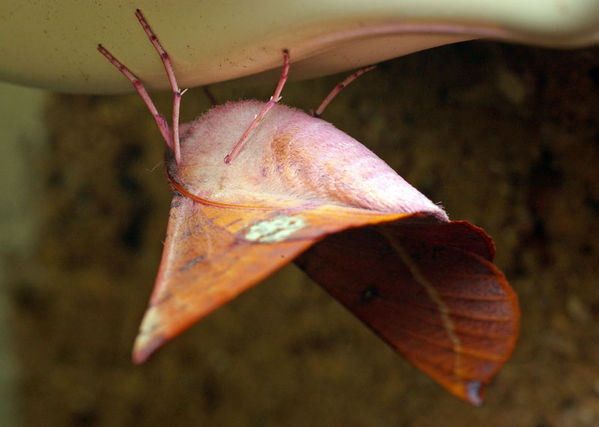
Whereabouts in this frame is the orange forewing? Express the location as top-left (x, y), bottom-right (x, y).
top-left (133, 193), bottom-right (518, 405)
top-left (133, 192), bottom-right (412, 363)
top-left (296, 220), bottom-right (519, 404)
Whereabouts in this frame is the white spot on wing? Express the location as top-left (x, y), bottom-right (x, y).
top-left (245, 215), bottom-right (306, 243)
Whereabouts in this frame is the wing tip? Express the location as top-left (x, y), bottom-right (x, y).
top-left (132, 331), bottom-right (166, 364)
top-left (131, 305), bottom-right (168, 364)
top-left (465, 380), bottom-right (484, 406)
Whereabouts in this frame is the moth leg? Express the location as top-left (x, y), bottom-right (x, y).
top-left (203, 86), bottom-right (219, 107)
top-left (312, 65), bottom-right (376, 117)
top-left (98, 44), bottom-right (174, 156)
top-left (224, 49), bottom-right (290, 164)
top-left (134, 9), bottom-right (183, 165)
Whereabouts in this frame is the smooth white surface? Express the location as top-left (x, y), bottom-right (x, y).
top-left (1, 0), bottom-right (599, 94)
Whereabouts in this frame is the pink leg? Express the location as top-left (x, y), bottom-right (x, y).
top-left (224, 49), bottom-right (290, 164)
top-left (134, 9), bottom-right (182, 165)
top-left (313, 65), bottom-right (376, 117)
top-left (98, 45), bottom-right (173, 154)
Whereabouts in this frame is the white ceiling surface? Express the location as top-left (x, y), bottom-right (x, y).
top-left (1, 0), bottom-right (599, 94)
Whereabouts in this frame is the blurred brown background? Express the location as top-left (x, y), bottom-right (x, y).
top-left (1, 40), bottom-right (598, 426)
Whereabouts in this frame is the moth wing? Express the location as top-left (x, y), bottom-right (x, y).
top-left (133, 193), bottom-right (413, 363)
top-left (295, 220), bottom-right (519, 405)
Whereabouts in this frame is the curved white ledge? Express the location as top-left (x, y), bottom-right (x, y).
top-left (1, 0), bottom-right (598, 93)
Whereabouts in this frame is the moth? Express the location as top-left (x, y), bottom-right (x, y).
top-left (98, 9), bottom-right (519, 405)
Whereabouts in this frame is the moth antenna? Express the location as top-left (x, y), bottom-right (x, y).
top-left (134, 9), bottom-right (182, 165)
top-left (98, 44), bottom-right (174, 155)
top-left (313, 65), bottom-right (376, 117)
top-left (224, 49), bottom-right (290, 164)
top-left (203, 86), bottom-right (219, 107)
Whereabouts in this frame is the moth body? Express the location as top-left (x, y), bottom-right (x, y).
top-left (171, 100), bottom-right (448, 221)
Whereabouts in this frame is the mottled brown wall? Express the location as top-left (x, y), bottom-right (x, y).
top-left (5, 41), bottom-right (599, 426)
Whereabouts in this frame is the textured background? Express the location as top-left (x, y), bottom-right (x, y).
top-left (2, 40), bottom-right (599, 426)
